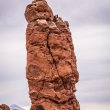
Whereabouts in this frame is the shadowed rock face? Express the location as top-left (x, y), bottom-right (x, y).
top-left (25, 0), bottom-right (80, 110)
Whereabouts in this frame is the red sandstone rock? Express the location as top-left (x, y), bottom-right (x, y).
top-left (0, 104), bottom-right (10, 110)
top-left (25, 0), bottom-right (80, 110)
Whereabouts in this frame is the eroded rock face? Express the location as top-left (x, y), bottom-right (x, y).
top-left (25, 0), bottom-right (80, 110)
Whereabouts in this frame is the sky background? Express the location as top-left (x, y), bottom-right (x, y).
top-left (0, 0), bottom-right (110, 109)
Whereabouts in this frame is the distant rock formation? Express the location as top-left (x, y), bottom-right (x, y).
top-left (25, 0), bottom-right (80, 110)
top-left (10, 104), bottom-right (25, 110)
top-left (0, 104), bottom-right (10, 110)
top-left (0, 104), bottom-right (25, 110)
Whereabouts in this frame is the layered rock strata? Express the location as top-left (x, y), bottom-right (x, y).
top-left (25, 0), bottom-right (80, 110)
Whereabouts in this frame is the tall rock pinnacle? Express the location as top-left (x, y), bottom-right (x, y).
top-left (25, 0), bottom-right (80, 110)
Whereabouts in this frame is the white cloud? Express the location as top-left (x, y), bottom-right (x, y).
top-left (81, 103), bottom-right (110, 110)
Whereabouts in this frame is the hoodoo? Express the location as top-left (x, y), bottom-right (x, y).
top-left (25, 0), bottom-right (80, 110)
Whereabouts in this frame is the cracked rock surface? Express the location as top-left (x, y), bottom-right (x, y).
top-left (25, 0), bottom-right (80, 110)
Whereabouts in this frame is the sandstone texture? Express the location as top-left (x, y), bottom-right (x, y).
top-left (25, 0), bottom-right (80, 110)
top-left (0, 104), bottom-right (10, 110)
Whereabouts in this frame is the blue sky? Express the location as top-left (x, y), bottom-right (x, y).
top-left (0, 0), bottom-right (110, 109)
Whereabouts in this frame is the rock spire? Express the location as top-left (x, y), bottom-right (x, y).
top-left (25, 0), bottom-right (80, 110)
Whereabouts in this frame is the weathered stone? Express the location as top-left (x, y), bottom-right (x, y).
top-left (25, 0), bottom-right (54, 23)
top-left (25, 0), bottom-right (80, 110)
top-left (0, 104), bottom-right (10, 110)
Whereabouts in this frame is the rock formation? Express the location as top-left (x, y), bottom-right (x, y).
top-left (25, 0), bottom-right (80, 110)
top-left (0, 104), bottom-right (10, 110)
